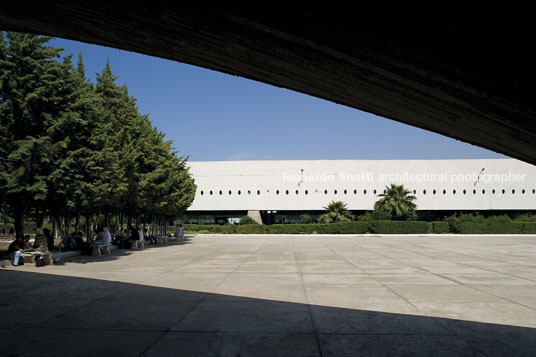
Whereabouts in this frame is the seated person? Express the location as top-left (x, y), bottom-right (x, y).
top-left (91, 227), bottom-right (110, 246)
top-left (33, 228), bottom-right (52, 266)
top-left (33, 228), bottom-right (49, 253)
top-left (7, 236), bottom-right (25, 266)
top-left (23, 235), bottom-right (33, 249)
top-left (145, 233), bottom-right (157, 244)
top-left (174, 225), bottom-right (184, 240)
top-left (113, 230), bottom-right (123, 246)
top-left (67, 232), bottom-right (77, 250)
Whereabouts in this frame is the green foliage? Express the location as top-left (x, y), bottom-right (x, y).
top-left (431, 221), bottom-right (449, 234)
top-left (0, 32), bottom-right (196, 236)
top-left (369, 221), bottom-right (430, 234)
top-left (373, 184), bottom-right (417, 220)
top-left (513, 214), bottom-right (536, 222)
top-left (458, 222), bottom-right (536, 234)
top-left (299, 214), bottom-right (313, 223)
top-left (319, 201), bottom-right (354, 223)
top-left (239, 216), bottom-right (258, 225)
top-left (184, 219), bottom-right (536, 235)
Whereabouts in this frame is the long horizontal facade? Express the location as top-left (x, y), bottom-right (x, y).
top-left (181, 159), bottom-right (536, 224)
top-left (187, 159), bottom-right (536, 211)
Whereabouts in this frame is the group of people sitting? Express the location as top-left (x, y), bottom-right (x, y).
top-left (7, 224), bottom-right (185, 266)
top-left (7, 228), bottom-right (52, 266)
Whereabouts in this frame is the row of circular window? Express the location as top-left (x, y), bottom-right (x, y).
top-left (200, 188), bottom-right (536, 196)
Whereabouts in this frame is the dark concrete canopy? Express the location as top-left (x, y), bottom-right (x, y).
top-left (1, 3), bottom-right (535, 164)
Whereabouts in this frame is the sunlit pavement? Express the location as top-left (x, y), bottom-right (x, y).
top-left (1, 235), bottom-right (536, 356)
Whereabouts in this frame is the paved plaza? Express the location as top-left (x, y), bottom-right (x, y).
top-left (1, 235), bottom-right (536, 356)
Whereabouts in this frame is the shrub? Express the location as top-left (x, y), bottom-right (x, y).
top-left (239, 216), bottom-right (258, 225)
top-left (458, 222), bottom-right (536, 234)
top-left (369, 221), bottom-right (430, 234)
top-left (445, 214), bottom-right (459, 233)
top-left (299, 214), bottom-right (313, 224)
top-left (236, 224), bottom-right (267, 234)
top-left (513, 214), bottom-right (536, 222)
top-left (431, 221), bottom-right (449, 234)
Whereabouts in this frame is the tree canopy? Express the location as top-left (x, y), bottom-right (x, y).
top-left (0, 32), bottom-right (196, 238)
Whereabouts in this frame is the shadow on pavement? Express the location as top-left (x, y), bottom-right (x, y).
top-left (0, 269), bottom-right (534, 356)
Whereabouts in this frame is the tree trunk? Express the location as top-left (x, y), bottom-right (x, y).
top-left (13, 202), bottom-right (24, 238)
top-left (75, 212), bottom-right (80, 232)
top-left (51, 213), bottom-right (57, 242)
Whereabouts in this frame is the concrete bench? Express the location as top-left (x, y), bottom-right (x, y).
top-left (157, 237), bottom-right (168, 246)
top-left (21, 252), bottom-right (51, 266)
top-left (91, 244), bottom-right (111, 256)
top-left (130, 240), bottom-right (145, 250)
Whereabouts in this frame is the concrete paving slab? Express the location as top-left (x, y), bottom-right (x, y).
top-left (388, 284), bottom-right (508, 303)
top-left (1, 234), bottom-right (535, 356)
top-left (317, 334), bottom-right (486, 356)
top-left (468, 285), bottom-right (536, 309)
top-left (441, 273), bottom-right (536, 285)
top-left (0, 327), bottom-right (163, 356)
top-left (414, 302), bottom-right (536, 328)
top-left (145, 332), bottom-right (321, 356)
top-left (310, 305), bottom-right (448, 334)
top-left (306, 285), bottom-right (406, 304)
top-left (172, 300), bottom-right (314, 333)
top-left (370, 273), bottom-right (457, 285)
top-left (42, 298), bottom-right (198, 331)
top-left (301, 273), bottom-right (381, 286)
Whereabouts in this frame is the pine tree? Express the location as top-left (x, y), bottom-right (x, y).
top-left (0, 32), bottom-right (70, 236)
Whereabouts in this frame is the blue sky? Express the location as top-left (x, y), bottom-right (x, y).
top-left (50, 38), bottom-right (506, 162)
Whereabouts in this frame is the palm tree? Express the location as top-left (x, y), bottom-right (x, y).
top-left (374, 184), bottom-right (417, 220)
top-left (319, 201), bottom-right (354, 223)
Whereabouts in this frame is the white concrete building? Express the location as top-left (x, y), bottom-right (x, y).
top-left (182, 159), bottom-right (536, 223)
